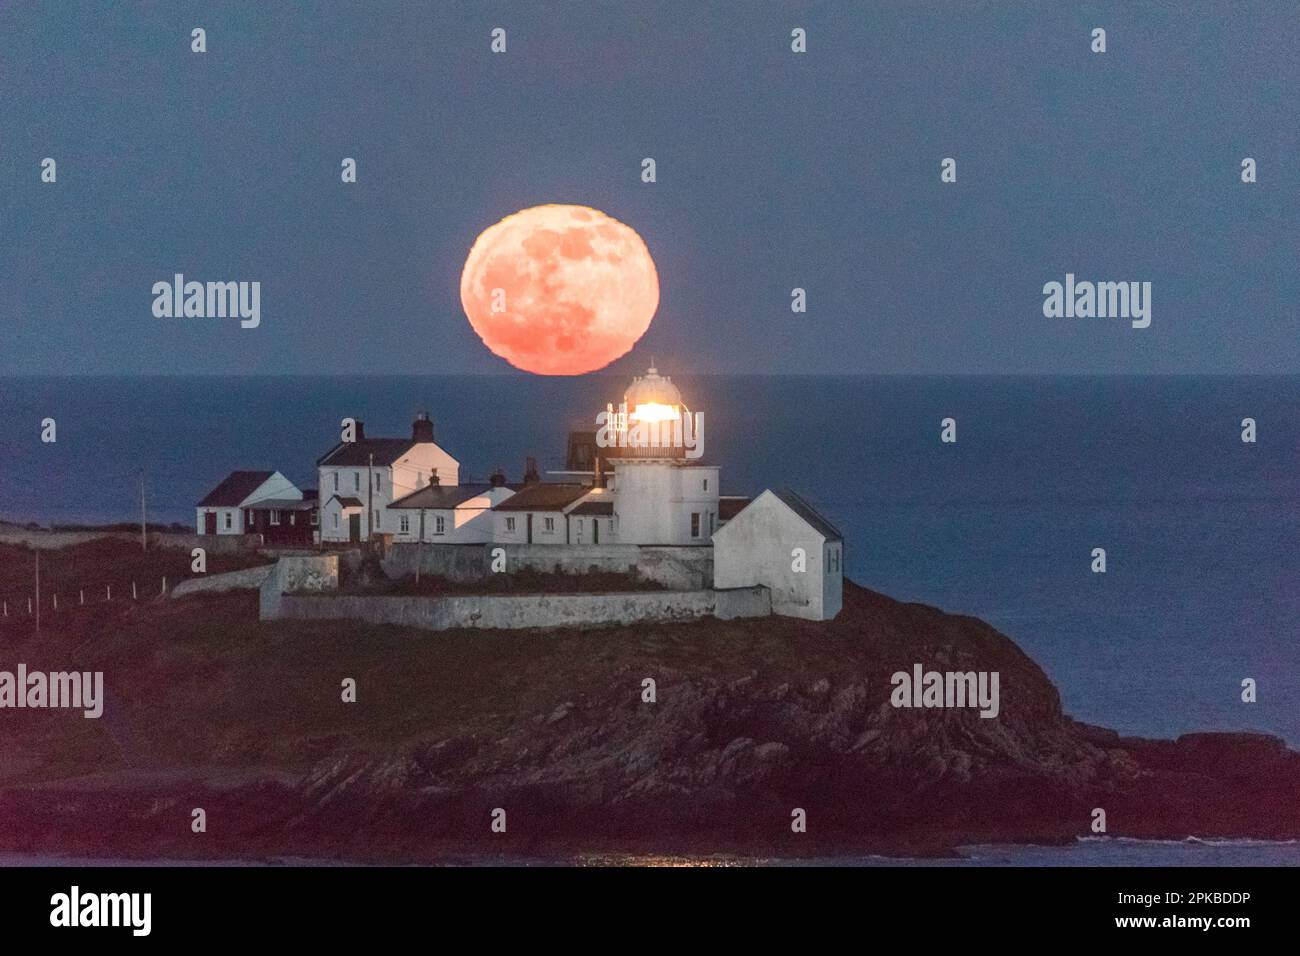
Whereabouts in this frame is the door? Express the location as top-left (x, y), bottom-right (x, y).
top-left (204, 512), bottom-right (216, 535)
top-left (348, 513), bottom-right (361, 543)
top-left (526, 513), bottom-right (533, 544)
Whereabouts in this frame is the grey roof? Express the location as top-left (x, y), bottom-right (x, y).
top-left (718, 496), bottom-right (752, 520)
top-left (317, 438), bottom-right (417, 467)
top-left (197, 471), bottom-right (275, 507)
top-left (389, 483), bottom-right (497, 510)
top-left (570, 500), bottom-right (614, 516)
top-left (250, 497), bottom-right (317, 511)
top-left (771, 488), bottom-right (843, 542)
top-left (492, 483), bottom-right (591, 512)
top-left (327, 495), bottom-right (364, 509)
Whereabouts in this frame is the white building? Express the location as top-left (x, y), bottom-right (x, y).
top-left (610, 459), bottom-right (719, 545)
top-left (712, 488), bottom-right (844, 621)
top-left (492, 483), bottom-right (598, 544)
top-left (317, 412), bottom-right (459, 543)
top-left (196, 470), bottom-right (301, 535)
top-left (388, 474), bottom-right (517, 543)
top-left (568, 498), bottom-right (616, 545)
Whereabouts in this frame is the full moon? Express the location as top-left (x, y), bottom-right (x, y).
top-left (460, 204), bottom-right (659, 375)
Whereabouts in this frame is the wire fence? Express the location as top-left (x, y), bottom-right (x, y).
top-left (0, 576), bottom-right (173, 628)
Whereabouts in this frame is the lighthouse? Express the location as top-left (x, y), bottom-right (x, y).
top-left (598, 363), bottom-right (701, 461)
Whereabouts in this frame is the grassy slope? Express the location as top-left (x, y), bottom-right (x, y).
top-left (1, 539), bottom-right (1297, 860)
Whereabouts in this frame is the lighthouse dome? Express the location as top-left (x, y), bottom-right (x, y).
top-left (624, 365), bottom-right (682, 409)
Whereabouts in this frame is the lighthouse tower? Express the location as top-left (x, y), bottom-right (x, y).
top-left (602, 363), bottom-right (718, 545)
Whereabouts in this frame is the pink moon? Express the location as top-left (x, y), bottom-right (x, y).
top-left (459, 204), bottom-right (660, 375)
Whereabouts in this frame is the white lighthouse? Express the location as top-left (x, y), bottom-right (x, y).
top-left (598, 364), bottom-right (719, 545)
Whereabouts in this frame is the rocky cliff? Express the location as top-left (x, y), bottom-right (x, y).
top-left (1, 554), bottom-right (1296, 862)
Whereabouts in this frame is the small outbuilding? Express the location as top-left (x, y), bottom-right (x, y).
top-left (711, 488), bottom-right (843, 621)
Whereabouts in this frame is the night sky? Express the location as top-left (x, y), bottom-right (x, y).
top-left (4, 1), bottom-right (1297, 376)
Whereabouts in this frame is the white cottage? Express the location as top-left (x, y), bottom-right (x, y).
top-left (317, 412), bottom-right (459, 543)
top-left (712, 488), bottom-right (843, 620)
top-left (388, 473), bottom-right (517, 544)
top-left (492, 483), bottom-right (596, 544)
top-left (196, 470), bottom-right (301, 536)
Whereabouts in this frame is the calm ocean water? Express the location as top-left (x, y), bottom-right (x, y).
top-left (1, 375), bottom-right (1297, 744)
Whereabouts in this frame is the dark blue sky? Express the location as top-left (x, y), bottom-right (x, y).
top-left (3, 1), bottom-right (1297, 376)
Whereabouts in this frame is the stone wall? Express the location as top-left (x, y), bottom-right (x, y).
top-left (170, 564), bottom-right (274, 598)
top-left (264, 585), bottom-right (770, 632)
top-left (380, 542), bottom-right (714, 590)
top-left (258, 554), bottom-right (340, 619)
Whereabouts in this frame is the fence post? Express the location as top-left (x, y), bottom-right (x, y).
top-left (106, 584), bottom-right (111, 601)
top-left (132, 581), bottom-right (137, 600)
top-left (80, 589), bottom-right (84, 605)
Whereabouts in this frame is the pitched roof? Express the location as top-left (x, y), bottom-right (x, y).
top-left (250, 497), bottom-right (317, 511)
top-left (317, 438), bottom-right (417, 467)
top-left (492, 483), bottom-right (591, 512)
top-left (718, 497), bottom-right (752, 520)
top-left (570, 500), bottom-right (613, 516)
top-left (198, 471), bottom-right (274, 507)
top-left (771, 488), bottom-right (843, 542)
top-left (327, 495), bottom-right (364, 509)
top-left (389, 483), bottom-right (498, 510)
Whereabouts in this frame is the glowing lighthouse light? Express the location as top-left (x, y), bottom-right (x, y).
top-left (626, 364), bottom-right (684, 424)
top-left (596, 363), bottom-right (703, 459)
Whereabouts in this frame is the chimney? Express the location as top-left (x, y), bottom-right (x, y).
top-left (412, 411), bottom-right (434, 443)
top-left (429, 467), bottom-right (440, 487)
top-left (524, 456), bottom-right (540, 485)
top-left (489, 467), bottom-right (507, 488)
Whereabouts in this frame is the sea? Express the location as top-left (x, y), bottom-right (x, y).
top-left (1, 374), bottom-right (1297, 753)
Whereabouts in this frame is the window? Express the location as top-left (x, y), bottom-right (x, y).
top-left (270, 510), bottom-right (280, 526)
top-left (290, 513), bottom-right (296, 526)
top-left (333, 513), bottom-right (339, 529)
top-left (333, 473), bottom-right (339, 492)
top-left (311, 510), bottom-right (319, 526)
top-left (575, 519), bottom-right (584, 542)
top-left (374, 472), bottom-right (381, 492)
top-left (690, 512), bottom-right (700, 538)
top-left (372, 510), bottom-right (379, 530)
top-left (435, 515), bottom-right (446, 535)
top-left (224, 512), bottom-right (232, 530)
top-left (354, 472), bottom-right (360, 492)
top-left (506, 517), bottom-right (516, 532)
top-left (708, 511), bottom-right (715, 534)
top-left (246, 510), bottom-right (255, 525)
top-left (703, 478), bottom-right (709, 491)
top-left (399, 515), bottom-right (410, 534)
top-left (544, 517), bottom-right (555, 532)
